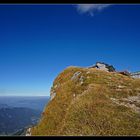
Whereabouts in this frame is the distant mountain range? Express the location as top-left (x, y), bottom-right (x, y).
top-left (0, 106), bottom-right (41, 135)
top-left (0, 96), bottom-right (50, 135)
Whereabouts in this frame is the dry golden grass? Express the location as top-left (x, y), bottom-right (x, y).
top-left (31, 66), bottom-right (140, 136)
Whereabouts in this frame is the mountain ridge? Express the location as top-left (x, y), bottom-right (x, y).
top-left (31, 63), bottom-right (140, 136)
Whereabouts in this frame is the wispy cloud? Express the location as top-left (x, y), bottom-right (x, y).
top-left (76, 4), bottom-right (111, 16)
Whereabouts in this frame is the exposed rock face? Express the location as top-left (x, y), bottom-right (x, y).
top-left (71, 71), bottom-right (85, 85)
top-left (50, 83), bottom-right (61, 101)
top-left (96, 62), bottom-right (109, 72)
top-left (89, 62), bottom-right (116, 72)
top-left (26, 128), bottom-right (31, 136)
top-left (79, 76), bottom-right (84, 85)
top-left (50, 90), bottom-right (56, 101)
top-left (110, 94), bottom-right (140, 114)
top-left (71, 71), bottom-right (81, 80)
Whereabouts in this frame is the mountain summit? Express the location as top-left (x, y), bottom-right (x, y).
top-left (31, 63), bottom-right (140, 136)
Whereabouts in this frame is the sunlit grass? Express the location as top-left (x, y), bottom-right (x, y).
top-left (31, 67), bottom-right (140, 136)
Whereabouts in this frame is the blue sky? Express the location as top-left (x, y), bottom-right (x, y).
top-left (0, 4), bottom-right (140, 96)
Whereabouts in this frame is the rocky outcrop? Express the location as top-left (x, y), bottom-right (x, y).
top-left (26, 128), bottom-right (31, 136)
top-left (50, 90), bottom-right (56, 101)
top-left (71, 71), bottom-right (82, 80)
top-left (89, 62), bottom-right (116, 72)
top-left (110, 93), bottom-right (140, 114)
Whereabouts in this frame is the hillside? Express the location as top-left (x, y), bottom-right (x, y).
top-left (31, 65), bottom-right (140, 136)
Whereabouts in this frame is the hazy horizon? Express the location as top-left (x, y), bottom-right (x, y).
top-left (0, 95), bottom-right (50, 97)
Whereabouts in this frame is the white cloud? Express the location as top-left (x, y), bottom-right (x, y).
top-left (76, 4), bottom-right (111, 16)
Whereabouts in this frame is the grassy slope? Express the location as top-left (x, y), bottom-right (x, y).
top-left (31, 67), bottom-right (140, 136)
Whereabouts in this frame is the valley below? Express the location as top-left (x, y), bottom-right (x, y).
top-left (0, 96), bottom-right (50, 136)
